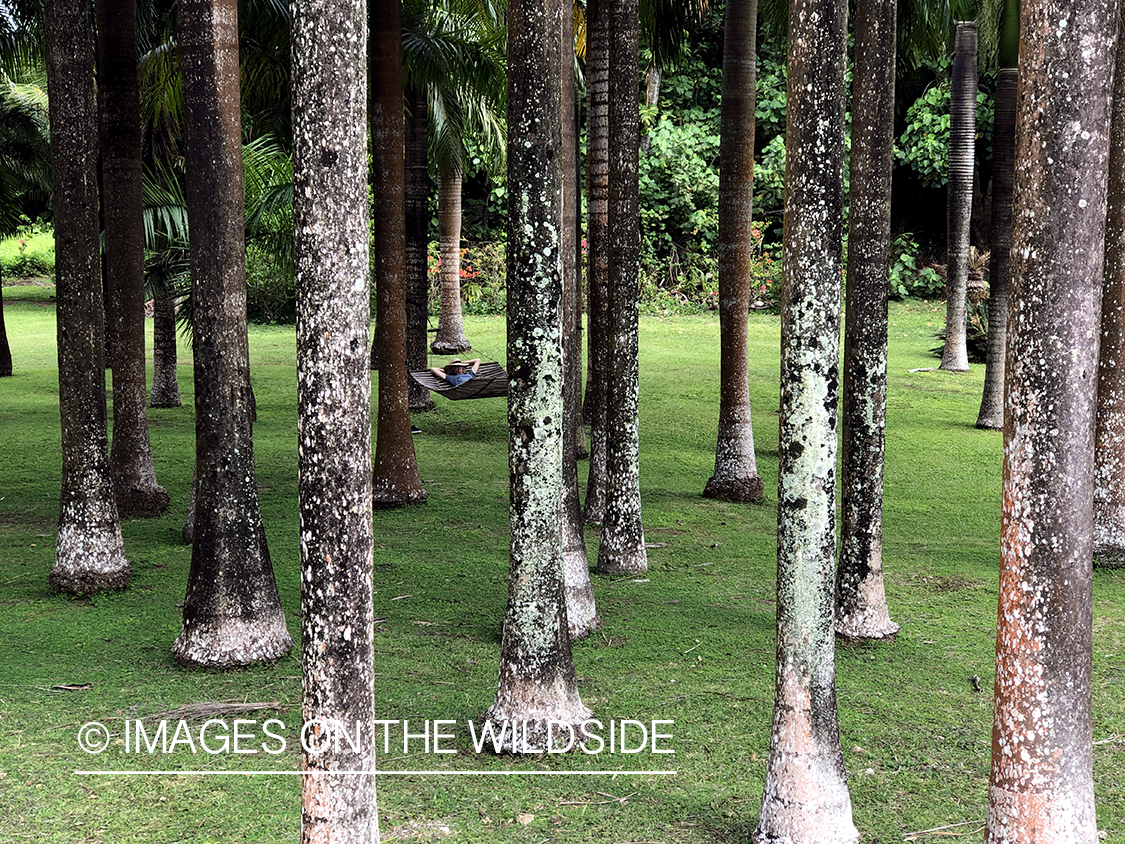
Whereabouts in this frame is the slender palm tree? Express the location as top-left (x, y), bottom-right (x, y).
top-left (292, 0), bottom-right (378, 832)
top-left (704, 0), bottom-right (763, 503)
top-left (754, 0), bottom-right (856, 837)
top-left (986, 0), bottom-right (1117, 837)
top-left (835, 0), bottom-right (899, 641)
top-left (403, 84), bottom-right (433, 412)
top-left (45, 0), bottom-right (132, 595)
top-left (173, 0), bottom-right (292, 666)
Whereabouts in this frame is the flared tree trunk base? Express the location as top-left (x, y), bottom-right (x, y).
top-left (976, 415), bottom-right (1003, 431)
top-left (372, 487), bottom-right (428, 510)
top-left (150, 389), bottom-right (181, 408)
top-left (703, 473), bottom-right (765, 502)
top-left (986, 783), bottom-right (1095, 844)
top-left (1095, 547), bottom-right (1125, 568)
top-left (52, 517), bottom-right (131, 595)
top-left (430, 338), bottom-right (471, 355)
top-left (482, 699), bottom-right (593, 754)
top-left (564, 544), bottom-right (601, 641)
top-left (116, 483), bottom-right (171, 518)
top-left (172, 613), bottom-right (293, 667)
top-left (835, 615), bottom-right (899, 643)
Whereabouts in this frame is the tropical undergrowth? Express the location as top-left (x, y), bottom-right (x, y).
top-left (1, 288), bottom-right (1122, 843)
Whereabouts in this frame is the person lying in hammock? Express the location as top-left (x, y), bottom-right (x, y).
top-left (431, 358), bottom-right (481, 387)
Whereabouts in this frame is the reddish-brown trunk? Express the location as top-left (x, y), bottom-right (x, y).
top-left (432, 166), bottom-right (471, 354)
top-left (404, 86), bottom-right (433, 412)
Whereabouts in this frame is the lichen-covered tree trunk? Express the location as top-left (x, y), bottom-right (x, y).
top-left (405, 86), bottom-right (433, 412)
top-left (1095, 6), bottom-right (1125, 569)
top-left (754, 0), bottom-right (857, 838)
top-left (432, 166), bottom-right (471, 354)
top-left (0, 277), bottom-right (12, 376)
top-left (370, 0), bottom-right (427, 508)
top-left (173, 0), bottom-right (292, 667)
top-left (560, 3), bottom-right (599, 639)
top-left (986, 0), bottom-right (1118, 838)
top-left (704, 0), bottom-right (764, 504)
top-left (582, 0), bottom-right (609, 525)
top-left (45, 0), bottom-right (131, 595)
top-left (150, 293), bottom-right (181, 407)
top-left (293, 0), bottom-right (378, 833)
top-left (976, 0), bottom-right (1018, 431)
top-left (485, 0), bottom-right (590, 751)
top-left (940, 21), bottom-right (977, 373)
top-left (98, 0), bottom-right (169, 517)
top-left (596, 0), bottom-right (646, 576)
top-left (835, 0), bottom-right (899, 642)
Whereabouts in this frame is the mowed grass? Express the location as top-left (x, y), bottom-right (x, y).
top-left (0, 284), bottom-right (1122, 843)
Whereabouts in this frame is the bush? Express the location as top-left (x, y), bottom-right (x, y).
top-left (0, 220), bottom-right (55, 278)
top-left (888, 233), bottom-right (944, 300)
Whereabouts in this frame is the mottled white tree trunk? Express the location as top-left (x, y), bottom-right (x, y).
top-left (754, 0), bottom-right (857, 839)
top-left (596, 0), bottom-right (647, 576)
top-left (986, 0), bottom-right (1118, 839)
top-left (485, 0), bottom-right (591, 751)
top-left (293, 0), bottom-right (379, 835)
top-left (46, 0), bottom-right (131, 595)
top-left (1095, 5), bottom-right (1125, 569)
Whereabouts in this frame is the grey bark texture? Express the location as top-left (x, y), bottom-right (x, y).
top-left (404, 86), bottom-right (433, 412)
top-left (432, 166), bottom-right (472, 354)
top-left (940, 21), bottom-right (977, 373)
top-left (596, 0), bottom-right (647, 576)
top-left (986, 0), bottom-right (1119, 839)
top-left (835, 0), bottom-right (899, 642)
top-left (704, 0), bottom-right (764, 504)
top-left (754, 0), bottom-right (857, 838)
top-left (1095, 4), bottom-right (1125, 569)
top-left (150, 293), bottom-right (181, 407)
top-left (173, 0), bottom-right (292, 667)
top-left (485, 0), bottom-right (591, 750)
top-left (98, 0), bottom-right (170, 518)
top-left (46, 0), bottom-right (131, 594)
top-left (293, 0), bottom-right (379, 834)
top-left (370, 0), bottom-right (427, 508)
top-left (582, 0), bottom-right (609, 525)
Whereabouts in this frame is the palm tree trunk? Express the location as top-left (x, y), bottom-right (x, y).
top-left (485, 0), bottom-right (590, 749)
top-left (596, 0), bottom-right (647, 576)
top-left (835, 0), bottom-right (898, 642)
top-left (986, 0), bottom-right (1117, 838)
top-left (583, 0), bottom-right (610, 525)
top-left (45, 0), bottom-right (131, 594)
top-left (173, 0), bottom-right (292, 666)
top-left (432, 165), bottom-right (471, 354)
top-left (370, 0), bottom-right (427, 508)
top-left (150, 292), bottom-right (181, 407)
top-left (293, 0), bottom-right (378, 832)
top-left (940, 21), bottom-right (977, 373)
top-left (560, 2), bottom-right (598, 639)
top-left (704, 0), bottom-right (764, 504)
top-left (976, 0), bottom-right (1018, 431)
top-left (754, 0), bottom-right (857, 837)
top-left (98, 0), bottom-right (169, 517)
top-left (405, 85), bottom-right (433, 412)
top-left (1096, 4), bottom-right (1125, 569)
top-left (0, 273), bottom-right (11, 376)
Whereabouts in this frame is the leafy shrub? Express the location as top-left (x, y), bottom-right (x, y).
top-left (0, 219), bottom-right (54, 277)
top-left (896, 81), bottom-right (994, 188)
top-left (245, 250), bottom-right (295, 324)
top-left (887, 233), bottom-right (944, 299)
top-left (457, 241), bottom-right (507, 315)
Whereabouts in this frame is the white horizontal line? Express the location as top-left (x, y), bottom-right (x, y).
top-left (75, 769), bottom-right (676, 777)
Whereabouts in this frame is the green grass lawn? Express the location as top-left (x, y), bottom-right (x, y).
top-left (0, 284), bottom-right (1122, 843)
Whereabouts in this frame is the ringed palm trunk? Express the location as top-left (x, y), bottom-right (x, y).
top-left (976, 0), bottom-right (1018, 431)
top-left (292, 0), bottom-right (378, 833)
top-left (753, 0), bottom-right (857, 838)
top-left (704, 0), bottom-right (764, 504)
top-left (173, 0), bottom-right (292, 667)
top-left (45, 0), bottom-right (131, 594)
top-left (940, 21), bottom-right (977, 373)
top-left (596, 0), bottom-right (647, 576)
top-left (560, 1), bottom-right (599, 639)
top-left (986, 0), bottom-right (1117, 837)
top-left (98, 0), bottom-right (170, 517)
top-left (432, 165), bottom-right (471, 354)
top-left (150, 292), bottom-right (181, 407)
top-left (485, 0), bottom-right (591, 750)
top-left (835, 0), bottom-right (899, 641)
top-left (405, 86), bottom-right (433, 412)
top-left (1094, 3), bottom-right (1125, 569)
top-left (583, 0), bottom-right (609, 525)
top-left (370, 0), bottom-right (427, 508)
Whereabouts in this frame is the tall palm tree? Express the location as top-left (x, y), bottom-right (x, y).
top-left (173, 0), bottom-right (292, 666)
top-left (403, 84), bottom-right (433, 412)
top-left (292, 0), bottom-right (378, 833)
top-left (754, 0), bottom-right (857, 837)
top-left (986, 0), bottom-right (1117, 837)
top-left (45, 0), bottom-right (131, 595)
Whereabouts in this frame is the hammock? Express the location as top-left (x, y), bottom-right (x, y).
top-left (409, 362), bottom-right (509, 400)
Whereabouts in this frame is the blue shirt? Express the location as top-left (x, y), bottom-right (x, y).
top-left (445, 371), bottom-right (476, 387)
